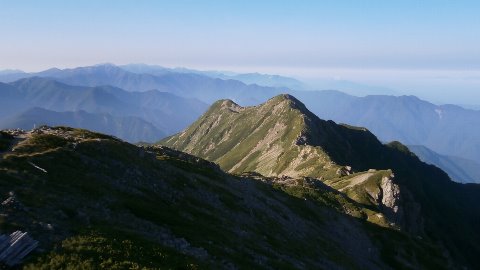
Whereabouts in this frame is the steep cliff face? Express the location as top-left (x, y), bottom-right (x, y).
top-left (162, 94), bottom-right (480, 268)
top-left (380, 175), bottom-right (403, 222)
top-left (378, 174), bottom-right (423, 232)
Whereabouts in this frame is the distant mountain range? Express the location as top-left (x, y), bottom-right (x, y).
top-left (120, 63), bottom-right (307, 90)
top-left (2, 107), bottom-right (164, 143)
top-left (408, 145), bottom-right (480, 184)
top-left (0, 77), bottom-right (207, 142)
top-left (0, 69), bottom-right (24, 75)
top-left (292, 92), bottom-right (480, 163)
top-left (0, 64), bottom-right (479, 182)
top-left (0, 64), bottom-right (285, 105)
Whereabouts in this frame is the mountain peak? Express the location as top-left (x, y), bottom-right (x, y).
top-left (74, 63), bottom-right (124, 73)
top-left (266, 94), bottom-right (309, 111)
top-left (272, 93), bottom-right (296, 100)
top-left (207, 99), bottom-right (243, 114)
top-left (94, 62), bottom-right (117, 67)
top-left (267, 93), bottom-right (300, 104)
top-left (208, 94), bottom-right (312, 118)
top-left (161, 94), bottom-right (384, 179)
top-left (36, 67), bottom-right (62, 77)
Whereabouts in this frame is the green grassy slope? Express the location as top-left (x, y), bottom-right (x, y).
top-left (162, 94), bottom-right (480, 269)
top-left (161, 95), bottom-right (341, 179)
top-left (0, 127), bottom-right (450, 269)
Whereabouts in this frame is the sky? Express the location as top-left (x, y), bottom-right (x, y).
top-left (1, 0), bottom-right (479, 104)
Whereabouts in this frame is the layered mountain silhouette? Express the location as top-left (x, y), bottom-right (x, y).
top-left (162, 94), bottom-right (480, 268)
top-left (121, 63), bottom-right (307, 90)
top-left (283, 91), bottom-right (480, 182)
top-left (1, 64), bottom-right (479, 182)
top-left (1, 95), bottom-right (479, 268)
top-left (0, 77), bottom-right (207, 142)
top-left (0, 64), bottom-right (284, 105)
top-left (298, 92), bottom-right (480, 164)
top-left (1, 107), bottom-right (164, 142)
top-left (408, 145), bottom-right (480, 184)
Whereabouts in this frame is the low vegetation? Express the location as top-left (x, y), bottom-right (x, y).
top-left (0, 126), bottom-right (457, 269)
top-left (162, 94), bottom-right (480, 269)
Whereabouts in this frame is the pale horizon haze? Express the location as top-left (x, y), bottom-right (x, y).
top-left (1, 0), bottom-right (479, 105)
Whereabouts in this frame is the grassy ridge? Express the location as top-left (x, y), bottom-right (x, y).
top-left (0, 127), bottom-right (452, 269)
top-left (162, 94), bottom-right (480, 269)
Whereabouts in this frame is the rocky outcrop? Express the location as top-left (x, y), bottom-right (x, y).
top-left (379, 174), bottom-right (404, 227)
top-left (371, 174), bottom-right (423, 234)
top-left (336, 166), bottom-right (352, 176)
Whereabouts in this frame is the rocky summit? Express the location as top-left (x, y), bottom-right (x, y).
top-left (162, 94), bottom-right (480, 269)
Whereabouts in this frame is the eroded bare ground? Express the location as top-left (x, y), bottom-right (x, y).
top-left (0, 129), bottom-right (28, 158)
top-left (338, 172), bottom-right (375, 191)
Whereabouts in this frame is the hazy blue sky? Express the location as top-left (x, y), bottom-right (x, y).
top-left (1, 0), bottom-right (479, 104)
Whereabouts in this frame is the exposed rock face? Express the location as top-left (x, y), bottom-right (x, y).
top-left (357, 173), bottom-right (424, 233)
top-left (380, 175), bottom-right (404, 227)
top-left (336, 166), bottom-right (352, 176)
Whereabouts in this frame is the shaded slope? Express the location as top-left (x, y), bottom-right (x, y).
top-left (0, 126), bottom-right (451, 269)
top-left (297, 92), bottom-right (480, 165)
top-left (162, 94), bottom-right (480, 269)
